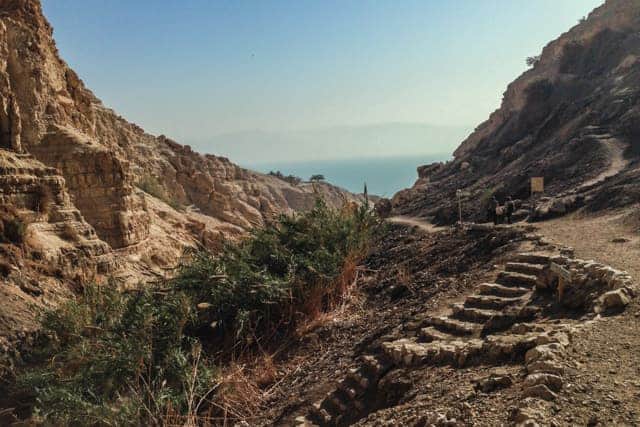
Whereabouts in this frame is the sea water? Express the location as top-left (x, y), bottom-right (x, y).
top-left (245, 154), bottom-right (451, 198)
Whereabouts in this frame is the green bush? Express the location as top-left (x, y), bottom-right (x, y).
top-left (9, 283), bottom-right (215, 426)
top-left (7, 198), bottom-right (378, 424)
top-left (172, 198), bottom-right (378, 345)
top-left (2, 217), bottom-right (26, 244)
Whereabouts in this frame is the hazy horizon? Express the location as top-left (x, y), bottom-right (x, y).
top-left (190, 122), bottom-right (471, 164)
top-left (42, 0), bottom-right (602, 162)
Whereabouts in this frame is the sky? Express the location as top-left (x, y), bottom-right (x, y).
top-left (41, 0), bottom-right (603, 162)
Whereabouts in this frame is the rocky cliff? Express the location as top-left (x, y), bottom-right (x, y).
top-left (395, 0), bottom-right (640, 224)
top-left (0, 0), bottom-right (364, 347)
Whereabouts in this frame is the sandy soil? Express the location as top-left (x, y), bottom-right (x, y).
top-left (531, 207), bottom-right (640, 425)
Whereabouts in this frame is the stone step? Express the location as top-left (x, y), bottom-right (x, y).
top-left (451, 303), bottom-right (502, 324)
top-left (478, 283), bottom-right (530, 298)
top-left (294, 415), bottom-right (318, 426)
top-left (337, 375), bottom-right (366, 396)
top-left (308, 403), bottom-right (331, 425)
top-left (346, 368), bottom-right (370, 390)
top-left (425, 316), bottom-right (479, 336)
top-left (511, 253), bottom-right (551, 266)
top-left (465, 294), bottom-right (523, 310)
top-left (383, 338), bottom-right (484, 368)
top-left (419, 326), bottom-right (453, 342)
top-left (321, 393), bottom-right (348, 417)
top-left (334, 384), bottom-right (357, 402)
top-left (360, 355), bottom-right (389, 377)
top-left (384, 332), bottom-right (546, 369)
top-left (505, 262), bottom-right (545, 276)
top-left (496, 271), bottom-right (538, 288)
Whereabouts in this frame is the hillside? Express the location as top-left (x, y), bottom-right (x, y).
top-left (0, 0), bottom-right (363, 351)
top-left (2, 1), bottom-right (640, 426)
top-left (393, 0), bottom-right (640, 224)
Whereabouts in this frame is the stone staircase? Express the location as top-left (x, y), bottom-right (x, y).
top-left (381, 253), bottom-right (550, 370)
top-left (293, 251), bottom-right (635, 426)
top-left (299, 355), bottom-right (392, 427)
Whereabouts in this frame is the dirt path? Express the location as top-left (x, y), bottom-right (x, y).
top-left (532, 208), bottom-right (640, 425)
top-left (535, 208), bottom-right (640, 278)
top-left (387, 216), bottom-right (446, 233)
top-left (579, 137), bottom-right (630, 189)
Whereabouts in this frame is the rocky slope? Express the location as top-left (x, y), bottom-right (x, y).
top-left (394, 0), bottom-right (640, 224)
top-left (0, 0), bottom-right (364, 349)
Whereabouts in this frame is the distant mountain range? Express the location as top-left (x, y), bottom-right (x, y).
top-left (188, 123), bottom-right (473, 164)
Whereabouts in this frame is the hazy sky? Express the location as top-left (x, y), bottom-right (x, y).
top-left (42, 0), bottom-right (602, 158)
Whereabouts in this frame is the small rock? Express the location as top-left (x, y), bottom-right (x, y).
top-left (524, 373), bottom-right (563, 392)
top-left (611, 237), bottom-right (630, 243)
top-left (473, 373), bottom-right (513, 393)
top-left (522, 384), bottom-right (558, 401)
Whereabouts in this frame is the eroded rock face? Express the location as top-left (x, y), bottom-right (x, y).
top-left (0, 0), bottom-right (367, 352)
top-left (395, 0), bottom-right (640, 224)
top-left (0, 149), bottom-right (116, 350)
top-left (29, 125), bottom-right (150, 248)
top-left (0, 0), bottom-right (364, 249)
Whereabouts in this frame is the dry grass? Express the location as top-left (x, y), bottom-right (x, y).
top-left (60, 223), bottom-right (81, 242)
top-left (396, 263), bottom-right (417, 295)
top-left (210, 363), bottom-right (266, 423)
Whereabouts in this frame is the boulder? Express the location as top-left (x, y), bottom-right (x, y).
top-left (594, 287), bottom-right (633, 313)
top-left (523, 373), bottom-right (563, 392)
top-left (525, 343), bottom-right (564, 364)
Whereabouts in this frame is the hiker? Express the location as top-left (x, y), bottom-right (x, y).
top-left (505, 196), bottom-right (515, 224)
top-left (491, 197), bottom-right (500, 225)
top-left (495, 203), bottom-right (505, 225)
top-left (486, 203), bottom-right (495, 224)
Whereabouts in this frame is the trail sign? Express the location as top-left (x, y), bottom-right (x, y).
top-left (531, 177), bottom-right (544, 194)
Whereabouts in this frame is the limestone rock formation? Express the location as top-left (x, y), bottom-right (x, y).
top-left (0, 149), bottom-right (115, 352)
top-left (0, 0), bottom-right (363, 257)
top-left (395, 0), bottom-right (640, 224)
top-left (0, 0), bottom-right (365, 347)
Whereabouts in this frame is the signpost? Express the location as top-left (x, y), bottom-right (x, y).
top-left (550, 262), bottom-right (572, 301)
top-left (531, 177), bottom-right (544, 195)
top-left (456, 189), bottom-right (471, 224)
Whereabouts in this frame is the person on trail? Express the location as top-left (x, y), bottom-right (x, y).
top-left (491, 196), bottom-right (500, 225)
top-left (505, 196), bottom-right (515, 224)
top-left (486, 203), bottom-right (495, 225)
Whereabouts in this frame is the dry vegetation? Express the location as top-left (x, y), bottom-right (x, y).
top-left (2, 198), bottom-right (379, 425)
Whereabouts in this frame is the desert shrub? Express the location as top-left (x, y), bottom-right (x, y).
top-left (526, 55), bottom-right (541, 67)
top-left (268, 170), bottom-right (302, 186)
top-left (137, 175), bottom-right (184, 211)
top-left (6, 198), bottom-right (378, 424)
top-left (60, 223), bottom-right (81, 242)
top-left (171, 198), bottom-right (378, 348)
top-left (2, 217), bottom-right (26, 244)
top-left (8, 283), bottom-right (215, 426)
